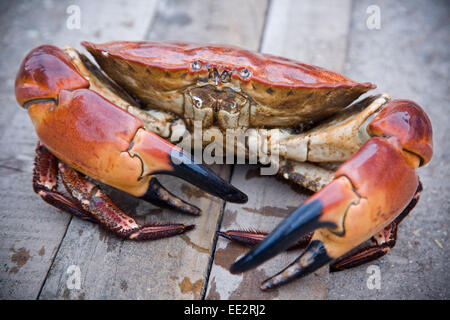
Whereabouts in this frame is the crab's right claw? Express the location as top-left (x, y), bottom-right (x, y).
top-left (231, 100), bottom-right (433, 290)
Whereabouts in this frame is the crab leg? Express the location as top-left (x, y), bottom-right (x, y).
top-left (218, 230), bottom-right (312, 250)
top-left (278, 161), bottom-right (335, 192)
top-left (58, 161), bottom-right (194, 240)
top-left (33, 142), bottom-right (94, 221)
top-left (230, 100), bottom-right (433, 290)
top-left (34, 143), bottom-right (194, 240)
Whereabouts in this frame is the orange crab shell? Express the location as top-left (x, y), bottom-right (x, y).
top-left (15, 45), bottom-right (90, 106)
top-left (367, 100), bottom-right (433, 165)
top-left (82, 41), bottom-right (376, 127)
top-left (82, 41), bottom-right (374, 88)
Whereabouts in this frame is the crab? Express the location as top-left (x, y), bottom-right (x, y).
top-left (15, 41), bottom-right (433, 290)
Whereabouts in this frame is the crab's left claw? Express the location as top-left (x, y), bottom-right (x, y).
top-left (230, 100), bottom-right (433, 290)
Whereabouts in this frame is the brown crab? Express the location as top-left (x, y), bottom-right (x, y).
top-left (15, 41), bottom-right (432, 290)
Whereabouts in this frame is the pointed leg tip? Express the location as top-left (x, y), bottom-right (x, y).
top-left (184, 224), bottom-right (195, 232)
top-left (260, 281), bottom-right (275, 291)
top-left (186, 207), bottom-right (202, 216)
top-left (216, 230), bottom-right (231, 240)
top-left (329, 265), bottom-right (342, 272)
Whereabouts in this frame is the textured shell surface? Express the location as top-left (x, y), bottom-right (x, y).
top-left (83, 41), bottom-right (376, 129)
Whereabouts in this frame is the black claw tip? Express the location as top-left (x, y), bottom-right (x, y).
top-left (230, 254), bottom-right (254, 274)
top-left (164, 150), bottom-right (248, 204)
top-left (259, 240), bottom-right (332, 290)
top-left (230, 200), bottom-right (335, 273)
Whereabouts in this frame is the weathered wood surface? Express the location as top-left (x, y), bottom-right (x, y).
top-left (0, 0), bottom-right (448, 300)
top-left (206, 0), bottom-right (352, 300)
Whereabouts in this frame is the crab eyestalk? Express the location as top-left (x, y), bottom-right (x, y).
top-left (231, 100), bottom-right (433, 290)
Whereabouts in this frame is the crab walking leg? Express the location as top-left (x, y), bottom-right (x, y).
top-left (230, 100), bottom-right (433, 290)
top-left (33, 142), bottom-right (94, 221)
top-left (218, 230), bottom-right (313, 250)
top-left (278, 161), bottom-right (335, 192)
top-left (330, 181), bottom-right (422, 271)
top-left (58, 162), bottom-right (194, 240)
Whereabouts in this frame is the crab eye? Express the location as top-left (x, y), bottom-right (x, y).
top-left (239, 68), bottom-right (250, 79)
top-left (191, 60), bottom-right (202, 71)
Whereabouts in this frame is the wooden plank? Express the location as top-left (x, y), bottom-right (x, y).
top-left (147, 0), bottom-right (266, 47)
top-left (327, 0), bottom-right (450, 299)
top-left (206, 0), bottom-right (353, 300)
top-left (261, 0), bottom-right (351, 71)
top-left (39, 0), bottom-right (269, 299)
top-left (0, 0), bottom-right (158, 299)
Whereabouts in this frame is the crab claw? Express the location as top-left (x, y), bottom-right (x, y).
top-left (131, 128), bottom-right (248, 204)
top-left (230, 200), bottom-right (336, 274)
top-left (16, 45), bottom-right (247, 216)
top-left (231, 100), bottom-right (432, 290)
top-left (168, 147), bottom-right (248, 203)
